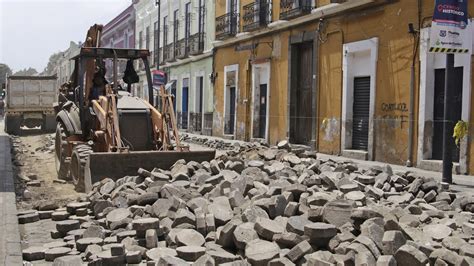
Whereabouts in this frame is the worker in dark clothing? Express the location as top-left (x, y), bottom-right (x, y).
top-left (89, 67), bottom-right (107, 101)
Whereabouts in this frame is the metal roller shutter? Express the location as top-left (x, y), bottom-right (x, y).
top-left (352, 77), bottom-right (370, 151)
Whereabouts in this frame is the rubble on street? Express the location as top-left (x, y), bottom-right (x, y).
top-left (18, 141), bottom-right (474, 265)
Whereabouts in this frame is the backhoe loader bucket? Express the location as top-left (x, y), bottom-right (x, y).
top-left (83, 150), bottom-right (216, 192)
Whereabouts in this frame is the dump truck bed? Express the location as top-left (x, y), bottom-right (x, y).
top-left (6, 75), bottom-right (57, 112)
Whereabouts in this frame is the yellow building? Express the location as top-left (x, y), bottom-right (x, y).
top-left (212, 0), bottom-right (474, 174)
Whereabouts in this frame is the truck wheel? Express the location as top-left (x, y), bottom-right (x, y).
top-left (42, 115), bottom-right (56, 133)
top-left (5, 114), bottom-right (21, 135)
top-left (55, 124), bottom-right (70, 180)
top-left (70, 144), bottom-right (93, 192)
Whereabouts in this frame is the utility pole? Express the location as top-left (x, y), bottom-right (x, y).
top-left (442, 53), bottom-right (455, 184)
top-left (428, 0), bottom-right (470, 185)
top-left (155, 0), bottom-right (161, 72)
top-left (155, 0), bottom-right (161, 108)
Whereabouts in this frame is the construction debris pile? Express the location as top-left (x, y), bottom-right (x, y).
top-left (19, 141), bottom-right (474, 265)
top-left (181, 133), bottom-right (261, 151)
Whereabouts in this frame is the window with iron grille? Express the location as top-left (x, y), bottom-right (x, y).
top-left (163, 16), bottom-right (168, 46)
top-left (124, 31), bottom-right (129, 48)
top-left (173, 10), bottom-right (179, 47)
top-left (146, 26), bottom-right (150, 50)
top-left (185, 2), bottom-right (191, 52)
top-left (199, 0), bottom-right (205, 33)
top-left (138, 31), bottom-right (143, 49)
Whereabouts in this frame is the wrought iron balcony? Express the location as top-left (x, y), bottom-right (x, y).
top-left (189, 32), bottom-right (205, 55)
top-left (164, 43), bottom-right (175, 62)
top-left (280, 0), bottom-right (312, 20)
top-left (243, 1), bottom-right (271, 32)
top-left (175, 39), bottom-right (188, 59)
top-left (216, 12), bottom-right (239, 40)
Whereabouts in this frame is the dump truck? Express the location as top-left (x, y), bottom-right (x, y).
top-left (55, 25), bottom-right (215, 192)
top-left (4, 75), bottom-right (57, 134)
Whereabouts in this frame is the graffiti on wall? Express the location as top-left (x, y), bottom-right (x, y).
top-left (381, 102), bottom-right (408, 129)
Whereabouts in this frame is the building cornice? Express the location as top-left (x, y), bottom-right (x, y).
top-left (214, 0), bottom-right (378, 49)
top-left (161, 51), bottom-right (213, 68)
top-left (103, 5), bottom-right (135, 32)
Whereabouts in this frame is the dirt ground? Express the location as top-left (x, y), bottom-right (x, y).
top-left (11, 131), bottom-right (213, 212)
top-left (12, 129), bottom-right (83, 211)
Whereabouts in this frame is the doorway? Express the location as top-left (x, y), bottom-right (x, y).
top-left (352, 77), bottom-right (371, 151)
top-left (225, 86), bottom-right (236, 135)
top-left (171, 87), bottom-right (176, 113)
top-left (182, 78), bottom-right (189, 130)
top-left (431, 67), bottom-right (463, 162)
top-left (341, 38), bottom-right (378, 161)
top-left (252, 63), bottom-right (270, 140)
top-left (226, 0), bottom-right (239, 34)
top-left (194, 76), bottom-right (204, 132)
top-left (290, 42), bottom-right (313, 145)
top-left (224, 67), bottom-right (238, 136)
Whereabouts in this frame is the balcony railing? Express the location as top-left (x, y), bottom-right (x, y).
top-left (280, 0), bottom-right (312, 20)
top-left (216, 12), bottom-right (239, 40)
top-left (243, 1), bottom-right (271, 32)
top-left (189, 32), bottom-right (205, 55)
top-left (175, 39), bottom-right (188, 59)
top-left (164, 43), bottom-right (175, 62)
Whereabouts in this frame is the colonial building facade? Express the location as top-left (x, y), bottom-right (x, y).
top-left (161, 0), bottom-right (215, 136)
top-left (101, 3), bottom-right (136, 82)
top-left (56, 41), bottom-right (81, 86)
top-left (134, 0), bottom-right (158, 100)
top-left (212, 0), bottom-right (474, 174)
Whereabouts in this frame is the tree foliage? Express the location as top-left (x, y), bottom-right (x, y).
top-left (43, 52), bottom-right (64, 75)
top-left (0, 63), bottom-right (12, 87)
top-left (13, 67), bottom-right (38, 76)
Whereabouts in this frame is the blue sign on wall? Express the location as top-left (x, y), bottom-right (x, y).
top-left (433, 0), bottom-right (468, 27)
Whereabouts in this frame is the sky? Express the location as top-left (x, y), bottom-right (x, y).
top-left (0, 0), bottom-right (132, 73)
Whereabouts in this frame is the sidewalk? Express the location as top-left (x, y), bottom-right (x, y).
top-left (316, 153), bottom-right (474, 193)
top-left (0, 120), bottom-right (22, 265)
top-left (183, 132), bottom-right (474, 193)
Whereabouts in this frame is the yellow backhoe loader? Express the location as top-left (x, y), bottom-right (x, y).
top-left (54, 25), bottom-right (215, 192)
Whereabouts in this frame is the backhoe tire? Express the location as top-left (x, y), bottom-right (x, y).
top-left (55, 124), bottom-right (70, 180)
top-left (71, 144), bottom-right (93, 192)
top-left (5, 114), bottom-right (21, 135)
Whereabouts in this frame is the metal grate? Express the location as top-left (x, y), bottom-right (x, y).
top-left (189, 32), bottom-right (205, 55)
top-left (352, 77), bottom-right (370, 151)
top-left (243, 0), bottom-right (271, 32)
top-left (280, 0), bottom-right (312, 20)
top-left (216, 12), bottom-right (239, 40)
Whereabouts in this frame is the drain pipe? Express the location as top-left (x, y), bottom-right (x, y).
top-left (406, 58), bottom-right (416, 167)
top-left (406, 0), bottom-right (422, 167)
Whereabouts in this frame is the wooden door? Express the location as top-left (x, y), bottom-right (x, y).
top-left (290, 42), bottom-right (313, 145)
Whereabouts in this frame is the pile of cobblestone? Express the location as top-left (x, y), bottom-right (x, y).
top-left (19, 141), bottom-right (474, 265)
top-left (181, 133), bottom-right (262, 151)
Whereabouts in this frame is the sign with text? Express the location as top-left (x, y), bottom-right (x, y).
top-left (152, 70), bottom-right (167, 86)
top-left (429, 0), bottom-right (471, 54)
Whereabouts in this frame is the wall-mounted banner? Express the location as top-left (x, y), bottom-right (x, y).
top-left (429, 0), bottom-right (471, 54)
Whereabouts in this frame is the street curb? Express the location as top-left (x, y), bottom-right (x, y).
top-left (0, 134), bottom-right (23, 265)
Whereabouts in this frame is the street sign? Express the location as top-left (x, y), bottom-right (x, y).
top-left (429, 0), bottom-right (471, 54)
top-left (152, 70), bottom-right (167, 86)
